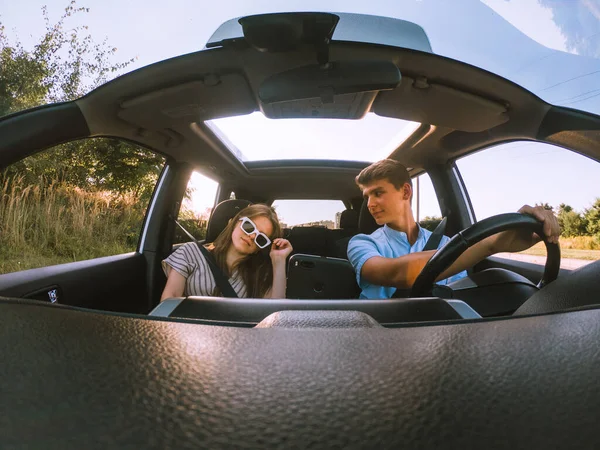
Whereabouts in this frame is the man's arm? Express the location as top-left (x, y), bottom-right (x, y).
top-left (361, 235), bottom-right (496, 289)
top-left (361, 205), bottom-right (560, 290)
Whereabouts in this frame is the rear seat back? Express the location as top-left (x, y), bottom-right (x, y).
top-left (339, 209), bottom-right (359, 236)
top-left (287, 224), bottom-right (361, 259)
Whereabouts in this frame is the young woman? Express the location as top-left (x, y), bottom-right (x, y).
top-left (160, 204), bottom-right (293, 300)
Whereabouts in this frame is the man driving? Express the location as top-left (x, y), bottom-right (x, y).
top-left (347, 159), bottom-right (560, 299)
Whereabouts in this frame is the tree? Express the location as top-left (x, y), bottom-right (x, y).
top-left (419, 215), bottom-right (442, 232)
top-left (535, 202), bottom-right (554, 212)
top-left (557, 203), bottom-right (587, 237)
top-left (0, 2), bottom-right (164, 199)
top-left (584, 199), bottom-right (600, 237)
top-left (0, 1), bottom-right (133, 116)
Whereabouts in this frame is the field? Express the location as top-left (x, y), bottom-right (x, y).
top-left (0, 178), bottom-right (145, 274)
top-left (520, 237), bottom-right (600, 261)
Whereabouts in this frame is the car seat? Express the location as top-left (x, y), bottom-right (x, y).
top-left (205, 199), bottom-right (252, 243)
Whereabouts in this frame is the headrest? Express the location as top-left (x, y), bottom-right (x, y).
top-left (205, 199), bottom-right (252, 243)
top-left (340, 209), bottom-right (359, 229)
top-left (358, 200), bottom-right (381, 235)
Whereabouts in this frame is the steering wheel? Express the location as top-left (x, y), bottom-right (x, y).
top-left (409, 213), bottom-right (561, 297)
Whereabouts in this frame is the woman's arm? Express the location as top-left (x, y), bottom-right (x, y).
top-left (160, 268), bottom-right (186, 301)
top-left (266, 238), bottom-right (293, 299)
top-left (267, 260), bottom-right (288, 299)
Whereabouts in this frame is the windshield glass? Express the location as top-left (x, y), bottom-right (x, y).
top-left (2, 0), bottom-right (598, 118)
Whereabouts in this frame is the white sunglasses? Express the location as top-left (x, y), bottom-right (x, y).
top-left (239, 217), bottom-right (272, 249)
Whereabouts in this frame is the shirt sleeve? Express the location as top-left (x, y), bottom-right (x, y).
top-left (347, 234), bottom-right (383, 287)
top-left (162, 242), bottom-right (196, 279)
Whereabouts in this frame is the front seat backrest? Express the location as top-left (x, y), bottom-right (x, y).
top-left (205, 199), bottom-right (252, 243)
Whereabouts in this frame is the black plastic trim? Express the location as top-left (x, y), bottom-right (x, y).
top-left (244, 159), bottom-right (370, 171)
top-left (538, 106), bottom-right (600, 139)
top-left (167, 296), bottom-right (465, 324)
top-left (476, 255), bottom-right (571, 284)
top-left (0, 252), bottom-right (147, 313)
top-left (0, 102), bottom-right (90, 168)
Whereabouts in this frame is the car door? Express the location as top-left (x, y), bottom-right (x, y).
top-left (0, 135), bottom-right (167, 314)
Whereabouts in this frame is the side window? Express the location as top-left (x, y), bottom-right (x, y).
top-left (412, 173), bottom-right (442, 231)
top-left (456, 142), bottom-right (600, 265)
top-left (0, 138), bottom-right (166, 275)
top-left (174, 171), bottom-right (219, 243)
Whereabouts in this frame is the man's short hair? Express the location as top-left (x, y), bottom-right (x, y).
top-left (355, 159), bottom-right (412, 190)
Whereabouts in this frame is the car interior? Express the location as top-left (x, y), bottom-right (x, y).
top-left (2, 11), bottom-right (600, 448)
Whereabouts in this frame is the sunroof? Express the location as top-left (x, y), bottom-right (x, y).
top-left (205, 113), bottom-right (420, 162)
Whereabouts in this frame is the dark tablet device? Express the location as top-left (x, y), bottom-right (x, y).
top-left (286, 253), bottom-right (361, 299)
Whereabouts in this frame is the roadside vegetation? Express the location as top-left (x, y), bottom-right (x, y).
top-left (0, 2), bottom-right (171, 274)
top-left (423, 209), bottom-right (600, 262)
top-left (519, 238), bottom-right (600, 261)
top-left (0, 176), bottom-right (144, 273)
top-left (0, 174), bottom-right (206, 274)
top-left (518, 202), bottom-right (600, 260)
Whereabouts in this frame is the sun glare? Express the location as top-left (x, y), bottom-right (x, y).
top-left (185, 171), bottom-right (219, 217)
top-left (206, 112), bottom-right (420, 162)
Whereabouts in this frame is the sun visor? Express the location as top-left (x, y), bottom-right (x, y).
top-left (117, 73), bottom-right (256, 129)
top-left (373, 77), bottom-right (509, 132)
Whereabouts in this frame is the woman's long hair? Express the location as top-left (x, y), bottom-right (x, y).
top-left (207, 204), bottom-right (283, 298)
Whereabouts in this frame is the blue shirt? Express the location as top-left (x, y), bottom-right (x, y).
top-left (347, 225), bottom-right (467, 299)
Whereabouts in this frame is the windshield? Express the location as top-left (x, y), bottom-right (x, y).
top-left (2, 1), bottom-right (598, 117)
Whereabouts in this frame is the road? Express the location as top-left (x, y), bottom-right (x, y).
top-left (496, 253), bottom-right (593, 270)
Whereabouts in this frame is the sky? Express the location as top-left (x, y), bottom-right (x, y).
top-left (2, 0), bottom-right (600, 225)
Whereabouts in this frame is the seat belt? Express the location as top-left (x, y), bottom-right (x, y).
top-left (422, 217), bottom-right (447, 252)
top-left (391, 217), bottom-right (447, 298)
top-left (172, 218), bottom-right (239, 298)
top-left (195, 242), bottom-right (239, 298)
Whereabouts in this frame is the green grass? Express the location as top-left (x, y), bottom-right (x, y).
top-left (0, 177), bottom-right (145, 274)
top-left (519, 240), bottom-right (600, 261)
top-left (0, 176), bottom-right (209, 275)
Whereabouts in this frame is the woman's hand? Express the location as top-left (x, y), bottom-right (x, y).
top-left (270, 238), bottom-right (293, 263)
top-left (490, 205), bottom-right (561, 254)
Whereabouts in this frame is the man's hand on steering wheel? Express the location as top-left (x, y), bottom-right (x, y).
top-left (489, 204), bottom-right (561, 254)
top-left (409, 206), bottom-right (562, 297)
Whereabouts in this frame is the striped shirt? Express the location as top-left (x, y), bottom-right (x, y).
top-left (162, 242), bottom-right (248, 297)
